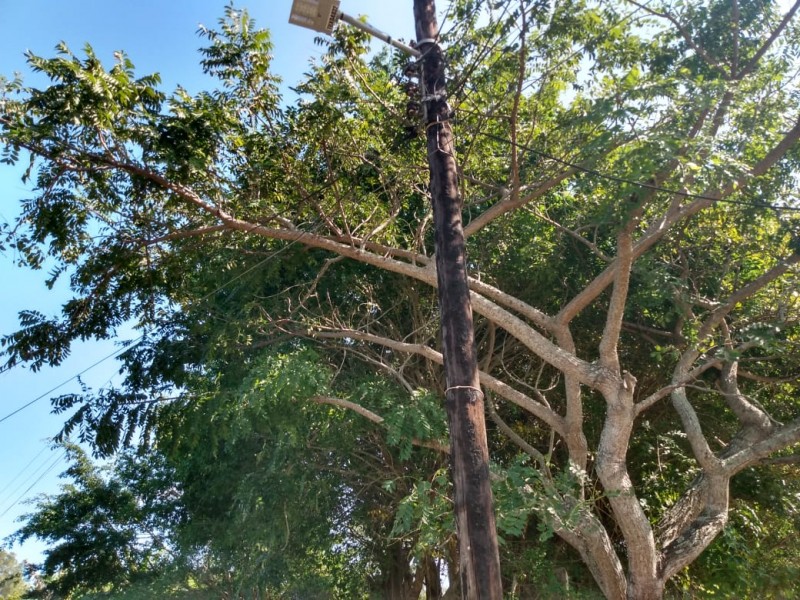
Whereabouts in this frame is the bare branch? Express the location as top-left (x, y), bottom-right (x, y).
top-left (463, 168), bottom-right (576, 237)
top-left (635, 358), bottom-right (721, 416)
top-left (532, 208), bottom-right (611, 261)
top-left (311, 395), bottom-right (450, 454)
top-left (759, 454), bottom-right (800, 466)
top-left (737, 369), bottom-right (800, 383)
top-left (312, 395), bottom-right (385, 424)
top-left (487, 396), bottom-right (550, 473)
top-left (723, 417), bottom-right (800, 473)
top-left (312, 328), bottom-right (568, 434)
top-left (718, 361), bottom-right (775, 432)
top-left (671, 385), bottom-right (721, 470)
top-left (659, 477), bottom-right (729, 580)
top-left (140, 224), bottom-right (228, 246)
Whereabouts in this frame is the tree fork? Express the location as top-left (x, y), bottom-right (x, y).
top-left (413, 0), bottom-right (503, 597)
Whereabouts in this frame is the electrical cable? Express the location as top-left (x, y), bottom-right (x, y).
top-left (0, 442), bottom-right (50, 499)
top-left (0, 346), bottom-right (136, 426)
top-left (0, 446), bottom-right (62, 510)
top-left (0, 449), bottom-right (66, 519)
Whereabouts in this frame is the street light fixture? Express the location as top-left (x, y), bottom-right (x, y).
top-left (288, 0), bottom-right (420, 57)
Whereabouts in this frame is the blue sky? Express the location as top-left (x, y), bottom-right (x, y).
top-left (0, 0), bottom-right (417, 565)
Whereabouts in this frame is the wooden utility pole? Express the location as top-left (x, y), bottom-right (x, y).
top-left (413, 0), bottom-right (503, 597)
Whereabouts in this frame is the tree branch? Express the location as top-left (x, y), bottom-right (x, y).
top-left (311, 395), bottom-right (386, 424)
top-left (626, 0), bottom-right (727, 75)
top-left (486, 396), bottom-right (549, 473)
top-left (737, 0), bottom-right (800, 79)
top-left (312, 328), bottom-right (568, 435)
top-left (598, 210), bottom-right (638, 372)
top-left (310, 395), bottom-right (451, 454)
top-left (557, 115), bottom-right (800, 326)
top-left (723, 417), bottom-right (800, 473)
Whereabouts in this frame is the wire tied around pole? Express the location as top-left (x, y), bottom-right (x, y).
top-left (444, 385), bottom-right (485, 400)
top-left (425, 119), bottom-right (448, 131)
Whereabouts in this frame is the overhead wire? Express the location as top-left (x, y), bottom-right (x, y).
top-left (0, 449), bottom-right (66, 519)
top-left (0, 442), bottom-right (50, 499)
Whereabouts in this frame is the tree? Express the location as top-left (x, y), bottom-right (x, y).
top-left (13, 353), bottom-right (453, 599)
top-left (2, 1), bottom-right (800, 597)
top-left (0, 548), bottom-right (26, 600)
top-left (10, 444), bottom-right (181, 598)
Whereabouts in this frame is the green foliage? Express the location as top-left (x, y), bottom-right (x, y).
top-left (0, 549), bottom-right (26, 600)
top-left (3, 0), bottom-right (800, 597)
top-left (390, 468), bottom-right (454, 555)
top-left (382, 389), bottom-right (448, 460)
top-left (10, 443), bottom-right (181, 598)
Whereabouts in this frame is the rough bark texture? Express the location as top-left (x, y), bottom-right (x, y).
top-left (414, 0), bottom-right (503, 597)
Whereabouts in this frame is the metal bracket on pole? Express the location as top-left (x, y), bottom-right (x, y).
top-left (289, 0), bottom-right (421, 58)
top-left (338, 12), bottom-right (421, 58)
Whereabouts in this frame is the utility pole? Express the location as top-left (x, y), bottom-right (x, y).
top-left (413, 1), bottom-right (503, 597)
top-left (288, 1), bottom-right (503, 595)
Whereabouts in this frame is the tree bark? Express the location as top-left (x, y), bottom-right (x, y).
top-left (413, 1), bottom-right (503, 597)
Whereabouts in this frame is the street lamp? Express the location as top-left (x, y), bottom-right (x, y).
top-left (288, 0), bottom-right (420, 57)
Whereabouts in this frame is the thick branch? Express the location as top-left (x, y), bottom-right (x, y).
top-left (723, 417), bottom-right (800, 473)
top-left (313, 328), bottom-right (567, 435)
top-left (670, 386), bottom-right (720, 471)
top-left (312, 395), bottom-right (386, 424)
top-left (718, 361), bottom-right (775, 431)
top-left (598, 214), bottom-right (637, 372)
top-left (557, 116), bottom-right (800, 325)
top-left (659, 476), bottom-right (729, 580)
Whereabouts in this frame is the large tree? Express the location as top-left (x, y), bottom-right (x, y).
top-left (0, 548), bottom-right (26, 600)
top-left (3, 0), bottom-right (800, 597)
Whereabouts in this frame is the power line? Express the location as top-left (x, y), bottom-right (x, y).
top-left (0, 345), bottom-right (136, 426)
top-left (0, 442), bottom-right (50, 499)
top-left (0, 449), bottom-right (66, 520)
top-left (0, 246), bottom-right (273, 426)
top-left (0, 446), bottom-right (61, 512)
